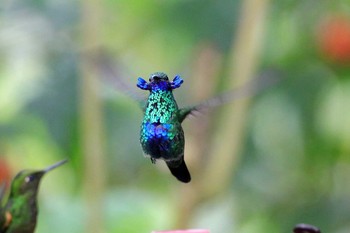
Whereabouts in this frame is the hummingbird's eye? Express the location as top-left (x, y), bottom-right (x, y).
top-left (25, 175), bottom-right (33, 183)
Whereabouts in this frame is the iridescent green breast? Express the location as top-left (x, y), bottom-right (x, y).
top-left (140, 90), bottom-right (185, 160)
top-left (143, 90), bottom-right (178, 123)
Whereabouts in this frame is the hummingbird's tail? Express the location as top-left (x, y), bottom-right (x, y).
top-left (166, 158), bottom-right (191, 183)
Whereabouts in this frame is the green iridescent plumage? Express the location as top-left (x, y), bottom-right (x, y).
top-left (144, 90), bottom-right (177, 123)
top-left (138, 72), bottom-right (191, 182)
top-left (0, 160), bottom-right (67, 233)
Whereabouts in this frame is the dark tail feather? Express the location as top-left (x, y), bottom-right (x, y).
top-left (166, 159), bottom-right (191, 183)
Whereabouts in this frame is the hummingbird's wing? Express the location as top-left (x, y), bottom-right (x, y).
top-left (178, 70), bottom-right (281, 123)
top-left (88, 50), bottom-right (147, 108)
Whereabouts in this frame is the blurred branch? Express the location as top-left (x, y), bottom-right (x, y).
top-left (79, 1), bottom-right (106, 233)
top-left (175, 0), bottom-right (271, 228)
top-left (176, 43), bottom-right (223, 228)
top-left (201, 0), bottom-right (271, 197)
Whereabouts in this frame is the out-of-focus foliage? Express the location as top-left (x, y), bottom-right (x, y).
top-left (1, 0), bottom-right (350, 233)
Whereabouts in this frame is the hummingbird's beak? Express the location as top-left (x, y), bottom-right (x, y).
top-left (43, 159), bottom-right (68, 173)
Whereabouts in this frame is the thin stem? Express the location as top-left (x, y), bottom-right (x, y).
top-left (79, 0), bottom-right (106, 232)
top-left (202, 0), bottom-right (271, 198)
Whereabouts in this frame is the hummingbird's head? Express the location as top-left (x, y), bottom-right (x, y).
top-left (9, 160), bottom-right (67, 197)
top-left (10, 170), bottom-right (45, 196)
top-left (137, 72), bottom-right (184, 92)
top-left (149, 72), bottom-right (169, 83)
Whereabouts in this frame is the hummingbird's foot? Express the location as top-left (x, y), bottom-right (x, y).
top-left (150, 158), bottom-right (156, 164)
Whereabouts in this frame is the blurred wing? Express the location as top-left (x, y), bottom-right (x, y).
top-left (87, 49), bottom-right (147, 108)
top-left (178, 69), bottom-right (281, 123)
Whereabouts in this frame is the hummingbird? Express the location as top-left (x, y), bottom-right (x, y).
top-left (136, 71), bottom-right (279, 183)
top-left (0, 159), bottom-right (67, 233)
top-left (92, 53), bottom-right (279, 183)
top-left (293, 223), bottom-right (321, 233)
top-left (137, 72), bottom-right (191, 183)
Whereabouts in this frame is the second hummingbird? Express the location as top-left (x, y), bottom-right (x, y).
top-left (0, 159), bottom-right (67, 233)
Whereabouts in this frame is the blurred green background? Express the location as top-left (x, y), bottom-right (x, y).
top-left (1, 0), bottom-right (350, 232)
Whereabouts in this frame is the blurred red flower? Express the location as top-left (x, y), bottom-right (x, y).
top-left (318, 15), bottom-right (350, 63)
top-left (0, 157), bottom-right (12, 188)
